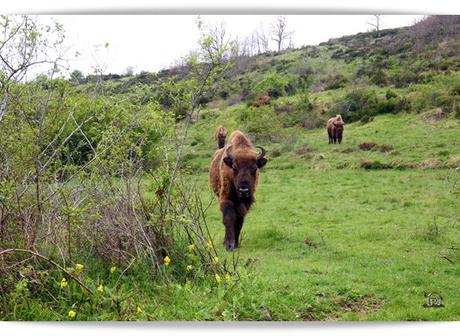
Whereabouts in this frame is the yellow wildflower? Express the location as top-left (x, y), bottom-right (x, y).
top-left (214, 274), bottom-right (221, 283)
top-left (225, 273), bottom-right (232, 283)
top-left (212, 256), bottom-right (219, 264)
top-left (137, 306), bottom-right (143, 313)
top-left (60, 278), bottom-right (68, 289)
top-left (164, 255), bottom-right (171, 266)
top-left (75, 263), bottom-right (84, 273)
top-left (207, 241), bottom-right (213, 249)
top-left (186, 265), bottom-right (193, 271)
top-left (188, 244), bottom-right (195, 253)
top-left (97, 284), bottom-right (104, 293)
top-left (110, 266), bottom-right (117, 274)
top-left (68, 310), bottom-right (76, 318)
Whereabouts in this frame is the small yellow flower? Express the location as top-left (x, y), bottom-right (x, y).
top-left (97, 284), bottom-right (104, 293)
top-left (137, 306), bottom-right (143, 313)
top-left (186, 265), bottom-right (193, 271)
top-left (214, 273), bottom-right (221, 283)
top-left (225, 273), bottom-right (234, 284)
top-left (60, 278), bottom-right (68, 288)
top-left (164, 255), bottom-right (171, 266)
top-left (207, 241), bottom-right (213, 249)
top-left (110, 266), bottom-right (117, 274)
top-left (75, 263), bottom-right (84, 273)
top-left (68, 310), bottom-right (76, 318)
top-left (188, 244), bottom-right (195, 253)
top-left (212, 256), bottom-right (219, 264)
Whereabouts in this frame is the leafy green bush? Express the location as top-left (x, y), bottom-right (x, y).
top-left (332, 88), bottom-right (409, 122)
top-left (236, 105), bottom-right (280, 141)
top-left (253, 71), bottom-right (289, 98)
top-left (323, 73), bottom-right (348, 90)
top-left (411, 86), bottom-right (459, 114)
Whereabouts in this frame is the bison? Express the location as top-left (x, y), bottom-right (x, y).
top-left (253, 95), bottom-right (272, 107)
top-left (327, 114), bottom-right (345, 144)
top-left (209, 130), bottom-right (267, 251)
top-left (214, 126), bottom-right (227, 149)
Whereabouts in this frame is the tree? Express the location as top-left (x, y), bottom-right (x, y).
top-left (0, 15), bottom-right (66, 121)
top-left (254, 23), bottom-right (269, 54)
top-left (123, 66), bottom-right (134, 77)
top-left (70, 69), bottom-right (84, 84)
top-left (270, 16), bottom-right (294, 52)
top-left (367, 15), bottom-right (383, 34)
top-left (196, 18), bottom-right (235, 64)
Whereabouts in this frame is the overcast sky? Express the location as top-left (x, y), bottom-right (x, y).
top-left (48, 15), bottom-right (424, 76)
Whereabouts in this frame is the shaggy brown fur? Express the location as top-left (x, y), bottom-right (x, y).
top-left (253, 95), bottom-right (272, 107)
top-left (327, 114), bottom-right (345, 144)
top-left (214, 126), bottom-right (227, 149)
top-left (209, 130), bottom-right (267, 251)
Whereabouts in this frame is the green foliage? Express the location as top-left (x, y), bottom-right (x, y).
top-left (331, 88), bottom-right (409, 122)
top-left (253, 71), bottom-right (289, 98)
top-left (411, 84), bottom-right (460, 114)
top-left (236, 105), bottom-right (280, 141)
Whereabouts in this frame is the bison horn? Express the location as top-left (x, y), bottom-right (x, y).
top-left (255, 146), bottom-right (266, 159)
top-left (226, 145), bottom-right (233, 158)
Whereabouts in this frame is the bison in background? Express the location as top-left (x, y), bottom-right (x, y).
top-left (214, 126), bottom-right (227, 149)
top-left (327, 114), bottom-right (345, 144)
top-left (209, 130), bottom-right (267, 251)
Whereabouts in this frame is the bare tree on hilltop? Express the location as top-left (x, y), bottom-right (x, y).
top-left (367, 15), bottom-right (383, 35)
top-left (270, 16), bottom-right (294, 52)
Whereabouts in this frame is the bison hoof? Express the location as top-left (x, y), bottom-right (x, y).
top-left (224, 242), bottom-right (236, 251)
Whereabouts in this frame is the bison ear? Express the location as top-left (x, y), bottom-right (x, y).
top-left (257, 157), bottom-right (267, 169)
top-left (223, 156), bottom-right (233, 168)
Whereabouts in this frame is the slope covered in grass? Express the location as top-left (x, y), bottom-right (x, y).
top-left (181, 112), bottom-right (460, 320)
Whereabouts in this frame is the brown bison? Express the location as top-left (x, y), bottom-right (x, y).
top-left (214, 126), bottom-right (227, 149)
top-left (327, 114), bottom-right (345, 144)
top-left (253, 95), bottom-right (272, 107)
top-left (209, 130), bottom-right (267, 251)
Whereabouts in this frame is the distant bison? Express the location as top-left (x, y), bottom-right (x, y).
top-left (253, 95), bottom-right (272, 107)
top-left (209, 130), bottom-right (267, 251)
top-left (327, 114), bottom-right (345, 144)
top-left (214, 126), bottom-right (227, 149)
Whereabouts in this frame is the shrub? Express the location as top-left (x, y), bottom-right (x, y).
top-left (333, 88), bottom-right (408, 122)
top-left (253, 71), bottom-right (288, 99)
top-left (321, 74), bottom-right (348, 91)
top-left (412, 86), bottom-right (460, 114)
top-left (236, 105), bottom-right (280, 141)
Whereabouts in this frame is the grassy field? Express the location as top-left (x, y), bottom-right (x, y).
top-left (180, 112), bottom-right (460, 320)
top-left (3, 111), bottom-right (459, 321)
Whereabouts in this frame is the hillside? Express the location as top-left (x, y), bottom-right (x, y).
top-left (74, 15), bottom-right (460, 127)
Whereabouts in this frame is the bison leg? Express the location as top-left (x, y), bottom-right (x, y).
top-left (220, 200), bottom-right (237, 251)
top-left (338, 134), bottom-right (342, 144)
top-left (235, 215), bottom-right (244, 248)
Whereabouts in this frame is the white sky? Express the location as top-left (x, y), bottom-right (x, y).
top-left (48, 15), bottom-right (424, 76)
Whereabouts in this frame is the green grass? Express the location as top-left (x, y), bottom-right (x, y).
top-left (3, 113), bottom-right (459, 321)
top-left (180, 111), bottom-right (460, 320)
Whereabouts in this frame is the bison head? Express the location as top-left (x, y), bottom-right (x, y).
top-left (223, 145), bottom-right (267, 199)
top-left (333, 120), bottom-right (344, 136)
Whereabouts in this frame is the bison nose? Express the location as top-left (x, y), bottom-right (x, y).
top-left (238, 188), bottom-right (250, 198)
top-left (226, 242), bottom-right (236, 251)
